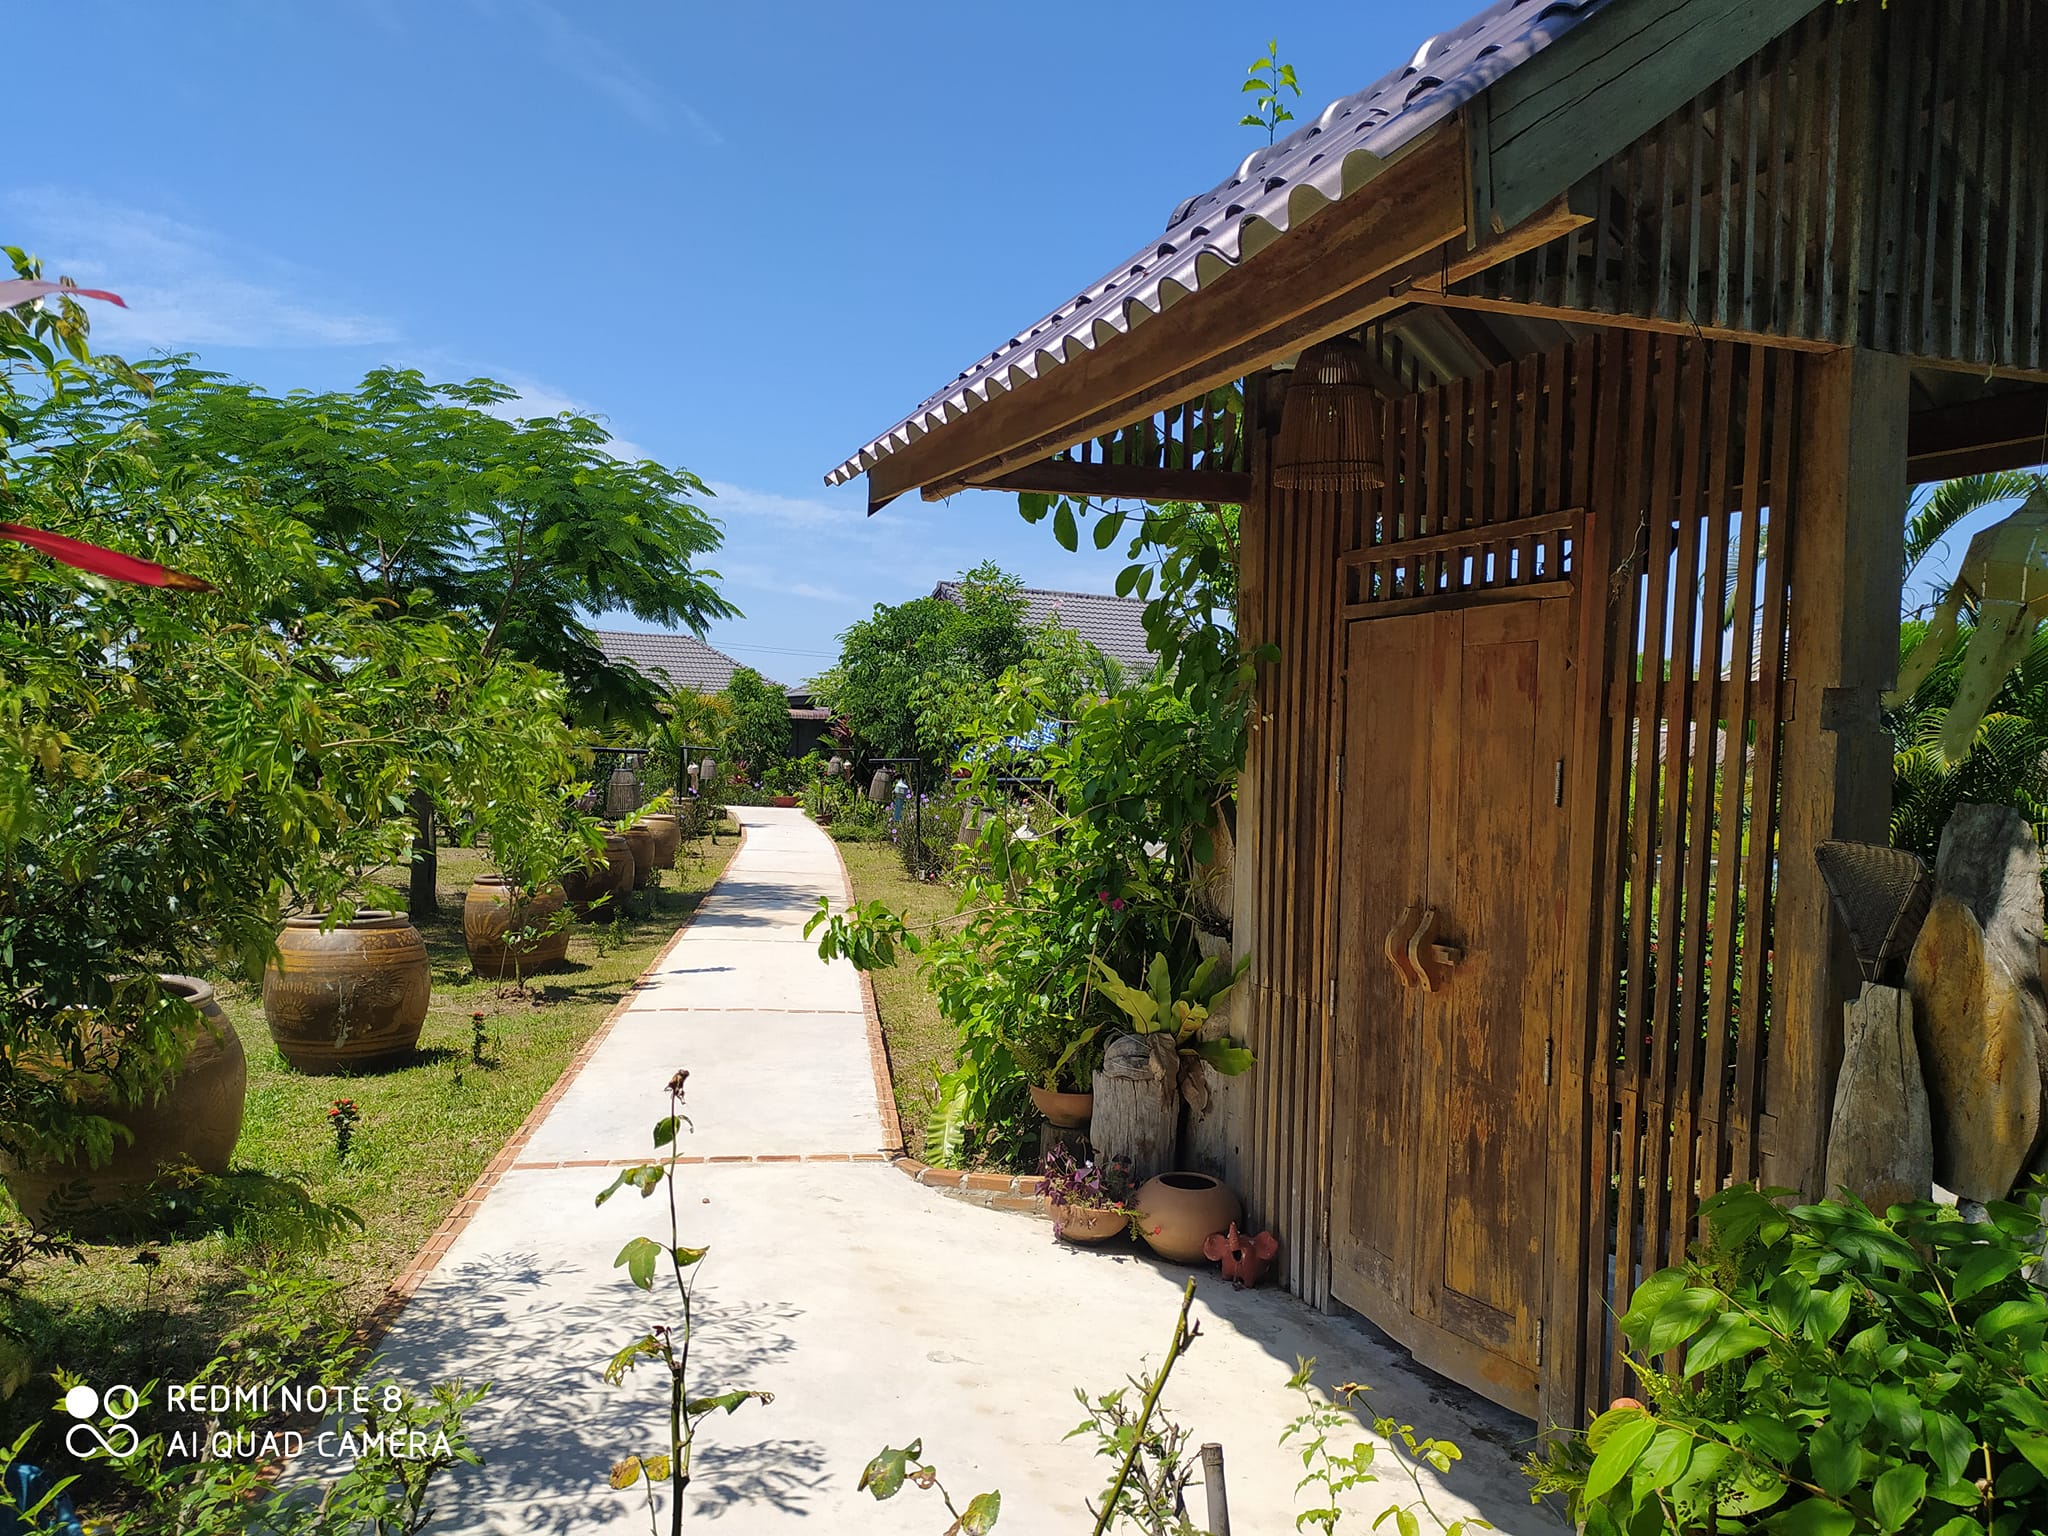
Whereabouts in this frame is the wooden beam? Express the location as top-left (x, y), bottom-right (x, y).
top-left (1770, 347), bottom-right (1909, 1202)
top-left (969, 460), bottom-right (1252, 504)
top-left (862, 124), bottom-right (1468, 508)
top-left (1402, 287), bottom-right (1838, 354)
top-left (1906, 388), bottom-right (2048, 482)
top-left (1477, 0), bottom-right (1828, 234)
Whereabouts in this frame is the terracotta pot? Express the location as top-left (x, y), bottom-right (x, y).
top-left (642, 813), bottom-right (682, 870)
top-left (1051, 1203), bottom-right (1129, 1244)
top-left (1028, 1084), bottom-right (1094, 1129)
top-left (262, 911), bottom-right (430, 1074)
top-left (1136, 1172), bottom-right (1243, 1264)
top-left (621, 823), bottom-right (656, 889)
top-left (463, 878), bottom-right (571, 978)
top-left (771, 795), bottom-right (799, 809)
top-left (563, 832), bottom-right (635, 919)
top-left (2, 974), bottom-right (248, 1231)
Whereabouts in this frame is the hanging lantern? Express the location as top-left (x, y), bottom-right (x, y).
top-left (1270, 337), bottom-right (1385, 492)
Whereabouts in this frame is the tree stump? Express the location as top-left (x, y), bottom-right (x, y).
top-left (1037, 1122), bottom-right (1092, 1167)
top-left (1091, 1032), bottom-right (1181, 1183)
top-left (1825, 983), bottom-right (1933, 1210)
top-left (1905, 803), bottom-right (2048, 1201)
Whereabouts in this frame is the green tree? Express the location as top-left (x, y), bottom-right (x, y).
top-left (815, 561), bottom-right (1032, 763)
top-left (722, 667), bottom-right (792, 779)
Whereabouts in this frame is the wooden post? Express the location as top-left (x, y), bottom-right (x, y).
top-left (1769, 346), bottom-right (1909, 1199)
top-left (1092, 1033), bottom-right (1182, 1183)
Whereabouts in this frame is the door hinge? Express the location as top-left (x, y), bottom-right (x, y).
top-left (1335, 752), bottom-right (1344, 792)
top-left (1535, 1317), bottom-right (1544, 1366)
top-left (1554, 759), bottom-right (1565, 807)
top-left (1328, 975), bottom-right (1337, 1013)
top-left (1543, 1038), bottom-right (1553, 1086)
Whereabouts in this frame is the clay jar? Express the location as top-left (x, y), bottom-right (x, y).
top-left (1135, 1172), bottom-right (1243, 1264)
top-left (641, 813), bottom-right (682, 871)
top-left (263, 911), bottom-right (430, 1074)
top-left (563, 832), bottom-right (634, 919)
top-left (620, 822), bottom-right (656, 889)
top-left (1028, 1085), bottom-right (1094, 1130)
top-left (1051, 1204), bottom-right (1129, 1243)
top-left (463, 878), bottom-right (571, 979)
top-left (2, 974), bottom-right (248, 1230)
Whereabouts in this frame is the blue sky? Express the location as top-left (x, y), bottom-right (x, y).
top-left (8, 1), bottom-right (1482, 684)
top-left (10, 2), bottom-right (2026, 684)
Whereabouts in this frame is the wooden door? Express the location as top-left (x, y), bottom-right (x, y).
top-left (1328, 599), bottom-right (1570, 1417)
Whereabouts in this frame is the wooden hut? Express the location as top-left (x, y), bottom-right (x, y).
top-left (824, 0), bottom-right (2048, 1430)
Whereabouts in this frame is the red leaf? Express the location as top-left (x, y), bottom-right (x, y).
top-left (0, 279), bottom-right (126, 310)
top-left (0, 523), bottom-right (212, 591)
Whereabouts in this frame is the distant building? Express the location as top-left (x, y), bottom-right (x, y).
top-left (928, 582), bottom-right (1155, 682)
top-left (594, 630), bottom-right (832, 758)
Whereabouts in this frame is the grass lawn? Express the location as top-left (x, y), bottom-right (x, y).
top-left (0, 824), bottom-right (738, 1454)
top-left (833, 839), bottom-right (958, 1154)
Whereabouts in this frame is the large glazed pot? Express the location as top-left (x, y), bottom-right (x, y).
top-left (463, 878), bottom-right (571, 978)
top-left (263, 912), bottom-right (430, 1074)
top-left (2, 974), bottom-right (249, 1230)
top-left (641, 813), bottom-right (682, 870)
top-left (563, 832), bottom-right (634, 919)
top-left (1135, 1172), bottom-right (1243, 1264)
top-left (621, 822), bottom-right (656, 889)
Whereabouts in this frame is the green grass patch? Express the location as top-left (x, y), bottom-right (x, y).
top-left (0, 826), bottom-right (738, 1460)
top-left (835, 841), bottom-right (958, 1152)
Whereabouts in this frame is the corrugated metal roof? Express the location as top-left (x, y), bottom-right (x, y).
top-left (593, 630), bottom-right (790, 696)
top-left (932, 582), bottom-right (1156, 682)
top-left (825, 0), bottom-right (1609, 491)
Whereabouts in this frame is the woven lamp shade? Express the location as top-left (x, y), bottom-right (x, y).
top-left (1271, 338), bottom-right (1386, 492)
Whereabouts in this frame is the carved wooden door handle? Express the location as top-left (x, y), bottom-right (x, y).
top-left (1385, 903), bottom-right (1424, 989)
top-left (1407, 906), bottom-right (1465, 992)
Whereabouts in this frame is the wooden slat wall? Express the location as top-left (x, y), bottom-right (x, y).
top-left (1457, 0), bottom-right (2048, 374)
top-left (1236, 331), bottom-right (1817, 1423)
top-left (1234, 392), bottom-right (1347, 1307)
top-left (1571, 334), bottom-right (1804, 1420)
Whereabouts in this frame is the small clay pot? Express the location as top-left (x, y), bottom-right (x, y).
top-left (263, 911), bottom-right (430, 1074)
top-left (1135, 1172), bottom-right (1243, 1264)
top-left (1051, 1203), bottom-right (1128, 1244)
top-left (463, 878), bottom-right (571, 978)
top-left (621, 823), bottom-right (656, 889)
top-left (2, 974), bottom-right (248, 1231)
top-left (641, 813), bottom-right (682, 870)
top-left (1028, 1085), bottom-right (1094, 1129)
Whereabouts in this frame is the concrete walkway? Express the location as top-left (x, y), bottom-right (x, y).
top-left (380, 807), bottom-right (1554, 1534)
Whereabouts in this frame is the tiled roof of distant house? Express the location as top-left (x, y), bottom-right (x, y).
top-left (930, 582), bottom-right (1155, 682)
top-left (593, 630), bottom-right (789, 695)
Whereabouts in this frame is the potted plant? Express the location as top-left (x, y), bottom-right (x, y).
top-left (464, 797), bottom-right (591, 982)
top-left (1038, 1144), bottom-right (1138, 1244)
top-left (1087, 951), bottom-right (1256, 1096)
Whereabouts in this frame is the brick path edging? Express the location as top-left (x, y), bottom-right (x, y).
top-left (363, 824), bottom-right (748, 1345)
top-left (816, 825), bottom-right (1055, 1221)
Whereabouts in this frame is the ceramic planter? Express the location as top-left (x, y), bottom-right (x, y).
top-left (1028, 1085), bottom-right (1095, 1129)
top-left (463, 878), bottom-right (571, 978)
top-left (641, 813), bottom-right (682, 870)
top-left (620, 822), bottom-right (656, 889)
top-left (262, 911), bottom-right (430, 1074)
top-left (1135, 1172), bottom-right (1243, 1264)
top-left (2, 974), bottom-right (248, 1231)
top-left (1051, 1203), bottom-right (1129, 1243)
top-left (563, 832), bottom-right (635, 919)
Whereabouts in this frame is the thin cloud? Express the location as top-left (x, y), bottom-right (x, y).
top-left (486, 375), bottom-right (651, 462)
top-left (497, 0), bottom-right (721, 144)
top-left (4, 190), bottom-right (396, 352)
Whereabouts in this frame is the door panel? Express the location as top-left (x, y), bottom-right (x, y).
top-left (1328, 614), bottom-right (1434, 1307)
top-left (1328, 600), bottom-right (1569, 1417)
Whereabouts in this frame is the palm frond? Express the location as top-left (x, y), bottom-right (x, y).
top-left (1903, 470), bottom-right (2041, 584)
